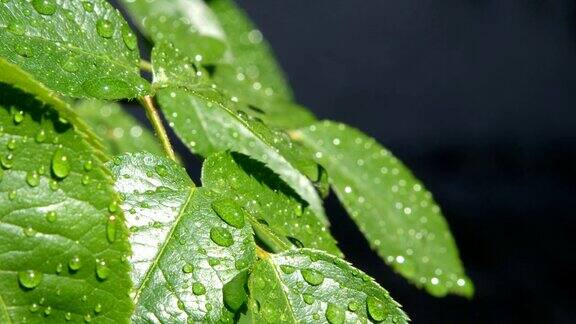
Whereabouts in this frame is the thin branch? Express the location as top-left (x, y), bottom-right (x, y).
top-left (140, 59), bottom-right (153, 73)
top-left (139, 95), bottom-right (177, 162)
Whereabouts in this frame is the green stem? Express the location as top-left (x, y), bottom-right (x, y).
top-left (139, 95), bottom-right (177, 162)
top-left (140, 59), bottom-right (153, 73)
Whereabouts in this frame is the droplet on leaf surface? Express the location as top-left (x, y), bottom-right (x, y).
top-left (18, 270), bottom-right (42, 289)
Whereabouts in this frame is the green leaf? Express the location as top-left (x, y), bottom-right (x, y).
top-left (0, 0), bottom-right (148, 99)
top-left (108, 152), bottom-right (256, 322)
top-left (156, 85), bottom-right (329, 226)
top-left (294, 121), bottom-right (473, 297)
top-left (120, 0), bottom-right (227, 64)
top-left (0, 68), bottom-right (133, 322)
top-left (75, 100), bottom-right (165, 156)
top-left (202, 151), bottom-right (340, 256)
top-left (249, 248), bottom-right (408, 323)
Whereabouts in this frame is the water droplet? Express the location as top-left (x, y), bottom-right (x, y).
top-left (49, 180), bottom-right (59, 190)
top-left (325, 303), bottom-right (345, 324)
top-left (1, 154), bottom-right (13, 169)
top-left (96, 259), bottom-right (110, 280)
top-left (177, 300), bottom-right (185, 310)
top-left (208, 258), bottom-right (220, 266)
top-left (6, 139), bottom-right (16, 150)
top-left (81, 1), bottom-right (94, 12)
top-left (7, 22), bottom-right (25, 35)
top-left (24, 227), bottom-right (36, 237)
top-left (32, 0), bottom-right (56, 15)
top-left (35, 130), bottom-right (46, 143)
top-left (121, 25), bottom-right (137, 50)
top-left (55, 263), bottom-right (63, 273)
top-left (82, 77), bottom-right (133, 100)
top-left (18, 270), bottom-right (42, 289)
top-left (46, 211), bottom-right (57, 223)
top-left (29, 303), bottom-right (40, 313)
top-left (65, 312), bottom-right (72, 321)
top-left (106, 215), bottom-right (117, 243)
top-left (155, 164), bottom-right (168, 177)
top-left (84, 313), bottom-right (92, 322)
top-left (211, 199), bottom-right (246, 229)
top-left (8, 190), bottom-right (17, 200)
top-left (234, 257), bottom-right (249, 270)
top-left (96, 19), bottom-right (114, 38)
top-left (182, 263), bottom-right (194, 273)
top-left (366, 296), bottom-right (387, 322)
top-left (44, 306), bottom-right (52, 316)
top-left (81, 175), bottom-right (90, 185)
top-left (69, 255), bottom-right (82, 271)
top-left (210, 227), bottom-right (234, 247)
top-left (192, 282), bottom-right (206, 295)
top-left (301, 268), bottom-right (324, 286)
top-left (13, 110), bottom-right (25, 123)
top-left (302, 293), bottom-right (315, 305)
top-left (61, 56), bottom-right (79, 72)
top-left (51, 149), bottom-right (70, 178)
top-left (280, 265), bottom-right (296, 274)
top-left (94, 303), bottom-right (102, 313)
top-left (26, 171), bottom-right (40, 187)
top-left (347, 300), bottom-right (360, 312)
top-left (83, 160), bottom-right (93, 171)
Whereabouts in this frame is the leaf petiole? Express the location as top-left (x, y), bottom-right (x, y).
top-left (139, 95), bottom-right (177, 162)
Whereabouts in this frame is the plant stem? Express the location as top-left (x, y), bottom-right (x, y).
top-left (140, 59), bottom-right (153, 73)
top-left (256, 246), bottom-right (270, 259)
top-left (139, 95), bottom-right (177, 162)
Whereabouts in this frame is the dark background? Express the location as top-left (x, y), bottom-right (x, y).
top-left (122, 0), bottom-right (576, 322)
top-left (231, 1), bottom-right (576, 323)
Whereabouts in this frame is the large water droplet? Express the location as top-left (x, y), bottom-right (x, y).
top-left (51, 149), bottom-right (70, 178)
top-left (192, 282), bottom-right (206, 295)
top-left (18, 270), bottom-right (42, 289)
top-left (69, 255), bottom-right (82, 271)
top-left (82, 77), bottom-right (132, 100)
top-left (301, 268), bottom-right (324, 286)
top-left (32, 0), bottom-right (56, 15)
top-left (210, 227), bottom-right (234, 247)
top-left (121, 25), bottom-right (137, 51)
top-left (325, 303), bottom-right (345, 324)
top-left (366, 296), bottom-right (387, 322)
top-left (26, 170), bottom-right (40, 187)
top-left (96, 19), bottom-right (114, 38)
top-left (211, 199), bottom-right (245, 229)
top-left (96, 259), bottom-right (110, 280)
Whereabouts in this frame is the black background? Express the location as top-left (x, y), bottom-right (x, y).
top-left (125, 0), bottom-right (576, 322)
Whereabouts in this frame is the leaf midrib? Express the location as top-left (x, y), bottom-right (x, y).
top-left (132, 185), bottom-right (196, 303)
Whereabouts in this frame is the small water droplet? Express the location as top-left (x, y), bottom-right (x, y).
top-left (61, 56), bottom-right (79, 72)
top-left (96, 259), bottom-right (110, 280)
top-left (325, 303), bottom-right (345, 324)
top-left (29, 303), bottom-right (39, 313)
top-left (96, 19), bottom-right (114, 38)
top-left (35, 129), bottom-right (46, 143)
top-left (121, 25), bottom-right (137, 50)
top-left (7, 139), bottom-right (16, 150)
top-left (81, 175), bottom-right (90, 185)
top-left (210, 227), bottom-right (234, 247)
top-left (155, 164), bottom-right (168, 177)
top-left (106, 215), bottom-right (116, 243)
top-left (13, 110), bottom-right (25, 123)
top-left (280, 265), bottom-right (296, 274)
top-left (348, 300), bottom-right (360, 312)
top-left (94, 303), bottom-right (102, 313)
top-left (65, 312), bottom-right (72, 321)
top-left (69, 255), bottom-right (82, 271)
top-left (366, 296), bottom-right (387, 322)
top-left (302, 293), bottom-right (315, 305)
top-left (81, 1), bottom-right (94, 12)
top-left (51, 149), bottom-right (70, 178)
top-left (301, 268), bottom-right (324, 286)
top-left (208, 257), bottom-right (220, 267)
top-left (55, 263), bottom-right (63, 273)
top-left (7, 22), bottom-right (25, 35)
top-left (84, 313), bottom-right (92, 322)
top-left (44, 306), bottom-right (52, 316)
top-left (8, 190), bottom-right (17, 200)
top-left (211, 199), bottom-right (246, 229)
top-left (26, 170), bottom-right (40, 187)
top-left (1, 154), bottom-right (13, 169)
top-left (192, 282), bottom-right (206, 295)
top-left (32, 0), bottom-right (56, 15)
top-left (18, 270), bottom-right (42, 289)
top-left (24, 227), bottom-right (36, 237)
top-left (46, 211), bottom-right (57, 223)
top-left (182, 263), bottom-right (194, 273)
top-left (83, 160), bottom-right (93, 171)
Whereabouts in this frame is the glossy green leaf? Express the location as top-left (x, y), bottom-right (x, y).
top-left (202, 151), bottom-right (340, 256)
top-left (0, 66), bottom-right (133, 322)
top-left (249, 248), bottom-right (408, 323)
top-left (0, 0), bottom-right (148, 99)
top-left (294, 121), bottom-right (473, 297)
top-left (75, 100), bottom-right (165, 156)
top-left (120, 0), bottom-right (227, 64)
top-left (156, 85), bottom-right (329, 226)
top-left (208, 0), bottom-right (293, 101)
top-left (108, 152), bottom-right (256, 322)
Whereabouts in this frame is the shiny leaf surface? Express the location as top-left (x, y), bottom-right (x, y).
top-left (0, 0), bottom-right (148, 99)
top-left (294, 121), bottom-right (473, 297)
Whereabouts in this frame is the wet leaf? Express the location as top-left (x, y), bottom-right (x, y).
top-left (202, 151), bottom-right (340, 255)
top-left (0, 61), bottom-right (132, 322)
top-left (108, 152), bottom-right (256, 322)
top-left (294, 121), bottom-right (474, 297)
top-left (249, 248), bottom-right (408, 323)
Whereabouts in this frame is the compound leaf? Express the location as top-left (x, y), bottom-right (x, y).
top-left (202, 151), bottom-right (340, 256)
top-left (120, 0), bottom-right (227, 64)
top-left (0, 0), bottom-right (148, 99)
top-left (249, 248), bottom-right (408, 323)
top-left (0, 63), bottom-right (133, 322)
top-left (294, 121), bottom-right (473, 297)
top-left (75, 100), bottom-right (165, 156)
top-left (108, 152), bottom-right (256, 322)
